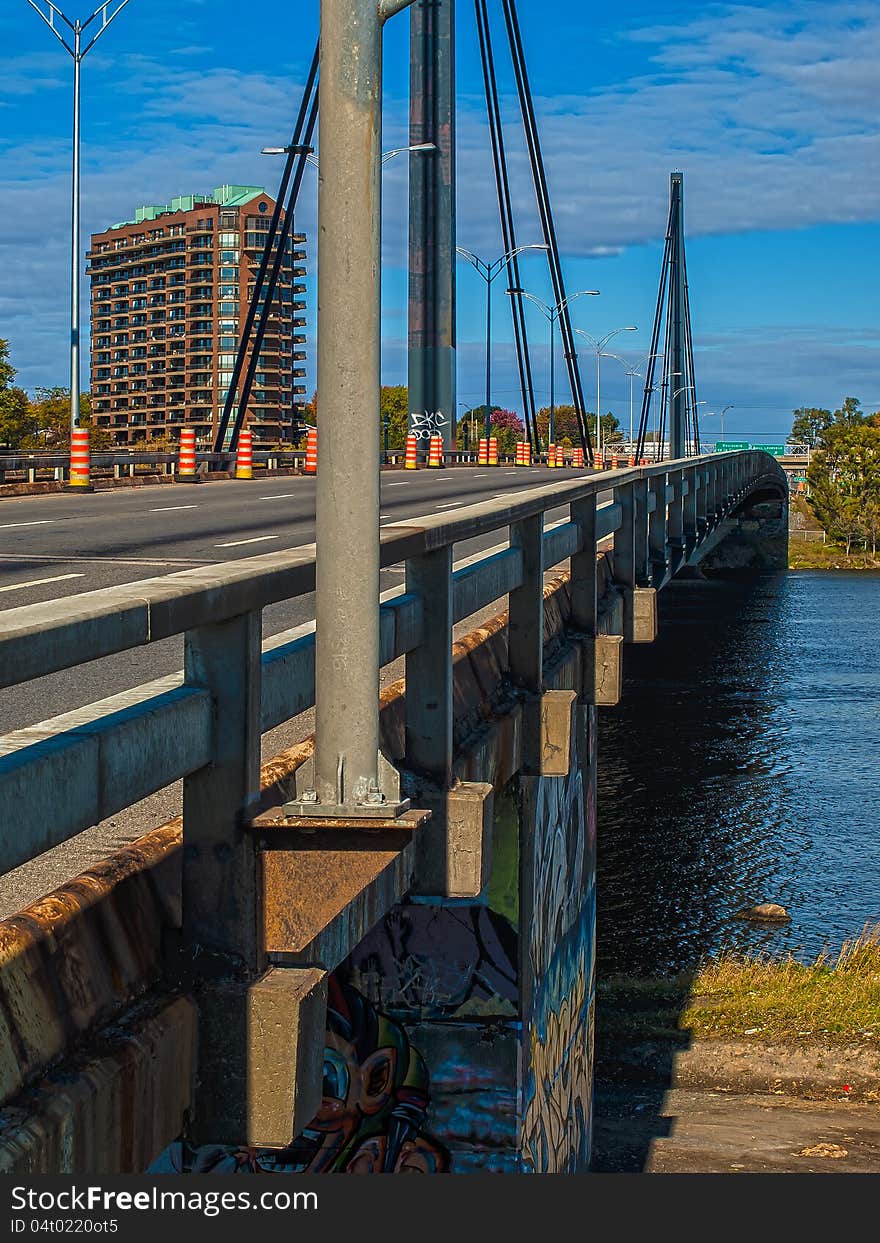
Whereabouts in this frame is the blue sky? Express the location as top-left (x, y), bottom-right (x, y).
top-left (1, 0), bottom-right (879, 439)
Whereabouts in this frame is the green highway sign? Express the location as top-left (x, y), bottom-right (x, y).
top-left (714, 441), bottom-right (749, 452)
top-left (751, 444), bottom-right (787, 456)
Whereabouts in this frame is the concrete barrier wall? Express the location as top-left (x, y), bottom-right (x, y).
top-left (0, 560), bottom-right (615, 1174)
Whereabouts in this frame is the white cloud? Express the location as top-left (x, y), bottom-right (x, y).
top-left (1, 0), bottom-right (879, 413)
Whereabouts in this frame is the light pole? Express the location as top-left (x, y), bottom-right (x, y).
top-left (620, 353), bottom-right (664, 449)
top-left (456, 244), bottom-right (548, 443)
top-left (518, 290), bottom-right (600, 450)
top-left (574, 326), bottom-right (637, 455)
top-left (264, 140), bottom-right (438, 166)
top-left (703, 405), bottom-right (733, 446)
top-left (26, 0), bottom-right (133, 437)
top-left (670, 387), bottom-right (706, 456)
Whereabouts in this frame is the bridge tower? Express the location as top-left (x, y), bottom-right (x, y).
top-left (407, 0), bottom-right (457, 451)
top-left (669, 172), bottom-right (688, 459)
top-left (636, 171), bottom-right (699, 462)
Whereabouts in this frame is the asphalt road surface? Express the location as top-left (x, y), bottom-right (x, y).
top-left (0, 465), bottom-right (595, 912)
top-left (0, 464), bottom-right (592, 732)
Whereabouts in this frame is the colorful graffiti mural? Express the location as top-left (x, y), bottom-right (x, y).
top-left (520, 704), bottom-right (597, 1173)
top-left (155, 978), bottom-right (448, 1174)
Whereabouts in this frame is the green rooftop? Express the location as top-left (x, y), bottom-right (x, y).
top-left (111, 185), bottom-right (268, 229)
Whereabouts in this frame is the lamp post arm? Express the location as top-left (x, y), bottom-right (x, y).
top-left (518, 290), bottom-right (553, 319)
top-left (81, 0), bottom-right (132, 52)
top-left (455, 246), bottom-right (487, 279)
top-left (378, 0), bottom-right (416, 21)
top-left (25, 0), bottom-right (74, 51)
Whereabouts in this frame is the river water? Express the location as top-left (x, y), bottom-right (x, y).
top-left (596, 569), bottom-right (880, 975)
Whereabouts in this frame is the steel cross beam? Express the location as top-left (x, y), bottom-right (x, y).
top-left (289, 0), bottom-right (417, 819)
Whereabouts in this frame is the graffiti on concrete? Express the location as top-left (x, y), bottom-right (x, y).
top-left (410, 410), bottom-right (449, 441)
top-left (347, 902), bottom-right (517, 1020)
top-left (520, 705), bottom-right (597, 1174)
top-left (155, 977), bottom-right (448, 1175)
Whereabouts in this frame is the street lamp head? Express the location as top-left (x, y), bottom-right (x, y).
top-left (261, 144), bottom-right (315, 156)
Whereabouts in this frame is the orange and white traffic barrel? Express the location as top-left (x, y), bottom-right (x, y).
top-left (304, 427), bottom-right (318, 474)
top-left (478, 437), bottom-right (489, 466)
top-left (235, 428), bottom-right (254, 480)
top-left (556, 445), bottom-right (566, 468)
top-left (427, 434), bottom-right (443, 468)
top-left (404, 432), bottom-right (418, 470)
top-left (611, 454), bottom-right (619, 469)
top-left (547, 442), bottom-right (557, 468)
top-left (640, 457), bottom-right (649, 466)
top-left (593, 450), bottom-right (604, 470)
top-left (177, 426), bottom-right (199, 482)
top-left (488, 436), bottom-right (499, 466)
top-left (67, 427), bottom-right (93, 492)
top-left (572, 448), bottom-right (584, 468)
top-left (628, 455), bottom-right (636, 467)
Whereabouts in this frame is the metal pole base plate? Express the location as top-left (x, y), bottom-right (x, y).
top-left (282, 796), bottom-right (411, 821)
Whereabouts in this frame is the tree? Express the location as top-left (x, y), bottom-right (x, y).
top-left (457, 405), bottom-right (523, 453)
top-left (535, 404), bottom-right (582, 447)
top-left (807, 421), bottom-right (880, 554)
top-left (380, 385), bottom-right (408, 451)
top-left (833, 396), bottom-right (866, 427)
top-left (0, 338), bottom-right (37, 449)
top-left (0, 386), bottom-right (37, 449)
top-left (0, 338), bottom-right (16, 391)
top-left (789, 407), bottom-right (832, 448)
top-left (600, 411), bottom-right (624, 446)
top-left (21, 387), bottom-right (101, 451)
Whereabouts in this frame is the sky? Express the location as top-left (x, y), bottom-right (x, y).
top-left (1, 0), bottom-right (878, 441)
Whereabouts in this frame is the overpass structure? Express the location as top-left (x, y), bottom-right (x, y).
top-left (0, 0), bottom-right (792, 1177)
top-left (0, 450), bottom-right (787, 1173)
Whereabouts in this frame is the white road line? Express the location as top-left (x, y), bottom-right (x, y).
top-left (0, 552), bottom-right (214, 567)
top-left (386, 482), bottom-right (407, 488)
top-left (435, 502), bottom-right (462, 509)
top-left (473, 473), bottom-right (487, 478)
top-left (214, 535), bottom-right (279, 548)
top-left (150, 505), bottom-right (198, 512)
top-left (258, 494), bottom-right (297, 501)
top-left (0, 572), bottom-right (85, 595)
top-left (0, 520), bottom-right (54, 531)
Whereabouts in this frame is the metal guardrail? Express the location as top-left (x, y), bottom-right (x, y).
top-left (0, 451), bottom-right (786, 877)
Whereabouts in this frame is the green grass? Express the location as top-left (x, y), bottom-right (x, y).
top-left (598, 928), bottom-right (880, 1045)
top-left (789, 541), bottom-right (880, 570)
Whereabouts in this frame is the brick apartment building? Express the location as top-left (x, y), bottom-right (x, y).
top-left (87, 185), bottom-right (307, 447)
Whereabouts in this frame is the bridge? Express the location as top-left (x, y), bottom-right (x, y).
top-left (0, 0), bottom-right (791, 1177)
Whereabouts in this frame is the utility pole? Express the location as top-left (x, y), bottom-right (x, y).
top-left (288, 0), bottom-right (416, 818)
top-left (408, 0), bottom-right (456, 450)
top-left (26, 1), bottom-right (133, 436)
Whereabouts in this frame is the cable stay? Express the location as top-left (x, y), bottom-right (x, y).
top-left (474, 0), bottom-right (539, 452)
top-left (213, 40), bottom-right (320, 455)
top-left (498, 0), bottom-right (592, 456)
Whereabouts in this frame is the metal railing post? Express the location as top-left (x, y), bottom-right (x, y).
top-left (683, 464), bottom-right (698, 554)
top-left (508, 515), bottom-right (544, 693)
top-left (182, 611), bottom-right (263, 964)
top-left (614, 481), bottom-right (636, 595)
top-left (570, 495), bottom-right (597, 634)
top-left (648, 473), bottom-right (668, 585)
top-left (405, 547), bottom-right (454, 784)
top-left (667, 468), bottom-right (685, 574)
